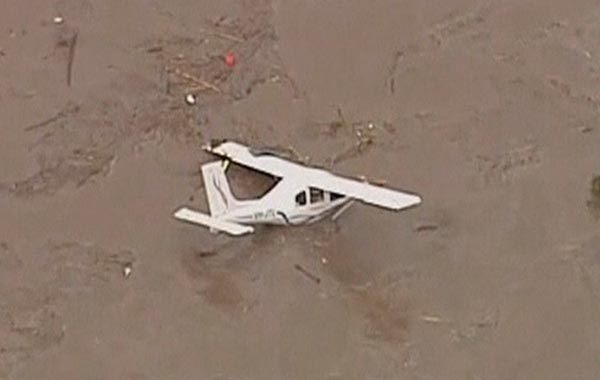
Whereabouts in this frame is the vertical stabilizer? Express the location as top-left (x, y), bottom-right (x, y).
top-left (201, 160), bottom-right (237, 217)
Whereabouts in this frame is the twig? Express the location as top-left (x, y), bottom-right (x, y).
top-left (205, 29), bottom-right (245, 43)
top-left (286, 145), bottom-right (308, 163)
top-left (414, 224), bottom-right (439, 233)
top-left (336, 107), bottom-right (347, 126)
top-left (181, 72), bottom-right (220, 93)
top-left (329, 138), bottom-right (372, 166)
top-left (170, 67), bottom-right (221, 93)
top-left (294, 264), bottom-right (321, 284)
top-left (187, 83), bottom-right (218, 93)
top-left (269, 63), bottom-right (302, 98)
top-left (24, 113), bottom-right (63, 132)
top-left (24, 104), bottom-right (79, 131)
top-left (66, 31), bottom-right (78, 86)
top-left (146, 46), bottom-right (163, 54)
top-left (196, 250), bottom-right (218, 258)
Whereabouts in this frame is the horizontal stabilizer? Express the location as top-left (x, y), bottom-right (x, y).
top-left (174, 207), bottom-right (254, 236)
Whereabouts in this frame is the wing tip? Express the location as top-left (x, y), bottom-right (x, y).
top-left (173, 206), bottom-right (192, 218)
top-left (410, 194), bottom-right (423, 205)
top-left (203, 139), bottom-right (229, 151)
top-left (391, 193), bottom-right (422, 210)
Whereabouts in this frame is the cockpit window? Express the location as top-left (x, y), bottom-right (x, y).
top-left (309, 187), bottom-right (324, 203)
top-left (295, 191), bottom-right (307, 206)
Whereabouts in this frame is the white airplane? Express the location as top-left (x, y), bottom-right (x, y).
top-left (173, 140), bottom-right (422, 236)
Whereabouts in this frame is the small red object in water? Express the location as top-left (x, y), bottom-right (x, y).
top-left (224, 52), bottom-right (236, 67)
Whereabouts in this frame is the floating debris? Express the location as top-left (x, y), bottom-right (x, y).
top-left (587, 175), bottom-right (600, 219)
top-left (582, 49), bottom-right (592, 59)
top-left (146, 46), bottom-right (163, 54)
top-left (197, 250), bottom-right (218, 258)
top-left (66, 31), bottom-right (78, 86)
top-left (294, 264), bottom-right (321, 284)
top-left (184, 93), bottom-right (197, 105)
top-left (122, 262), bottom-right (133, 278)
top-left (414, 223), bottom-right (439, 233)
top-left (224, 52), bottom-right (237, 68)
top-left (320, 257), bottom-right (328, 264)
top-left (591, 175), bottom-right (600, 197)
top-left (53, 16), bottom-right (64, 25)
top-left (168, 66), bottom-right (221, 93)
top-left (420, 315), bottom-right (448, 324)
top-left (24, 103), bottom-right (79, 131)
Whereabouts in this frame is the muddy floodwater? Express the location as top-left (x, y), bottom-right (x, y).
top-left (2, 1), bottom-right (600, 379)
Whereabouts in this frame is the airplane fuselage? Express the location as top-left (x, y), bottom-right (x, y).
top-left (218, 178), bottom-right (351, 226)
top-left (222, 196), bottom-right (351, 226)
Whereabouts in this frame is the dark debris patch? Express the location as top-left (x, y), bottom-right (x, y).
top-left (587, 175), bottom-right (600, 219)
top-left (141, 0), bottom-right (299, 107)
top-left (0, 242), bottom-right (134, 377)
top-left (9, 150), bottom-right (115, 198)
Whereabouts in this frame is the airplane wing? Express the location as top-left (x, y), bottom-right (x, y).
top-left (174, 207), bottom-right (254, 236)
top-left (203, 140), bottom-right (301, 177)
top-left (203, 140), bottom-right (421, 211)
top-left (306, 172), bottom-right (422, 211)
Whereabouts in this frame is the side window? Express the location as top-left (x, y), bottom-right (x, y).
top-left (295, 191), bottom-right (307, 206)
top-left (330, 192), bottom-right (344, 201)
top-left (309, 187), bottom-right (324, 203)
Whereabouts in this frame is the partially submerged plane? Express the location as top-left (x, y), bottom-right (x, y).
top-left (173, 140), bottom-right (422, 236)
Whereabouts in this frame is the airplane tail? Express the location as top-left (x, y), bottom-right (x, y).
top-left (201, 160), bottom-right (237, 217)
